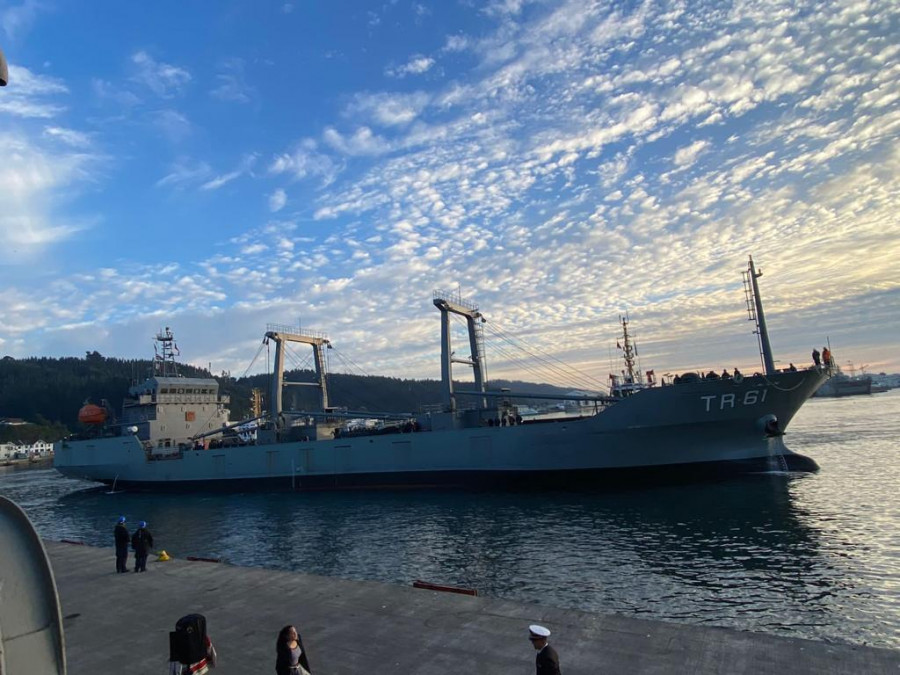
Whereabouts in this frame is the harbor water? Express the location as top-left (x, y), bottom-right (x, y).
top-left (2, 390), bottom-right (899, 649)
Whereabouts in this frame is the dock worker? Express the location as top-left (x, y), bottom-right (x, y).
top-left (528, 624), bottom-right (561, 675)
top-left (114, 516), bottom-right (129, 573)
top-left (131, 520), bottom-right (154, 573)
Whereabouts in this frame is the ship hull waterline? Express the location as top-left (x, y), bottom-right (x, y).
top-left (55, 370), bottom-right (825, 492)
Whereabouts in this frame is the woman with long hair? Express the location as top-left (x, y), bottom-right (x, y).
top-left (275, 624), bottom-right (312, 675)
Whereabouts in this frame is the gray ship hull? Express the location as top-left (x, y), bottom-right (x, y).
top-left (813, 375), bottom-right (872, 397)
top-left (55, 369), bottom-right (826, 491)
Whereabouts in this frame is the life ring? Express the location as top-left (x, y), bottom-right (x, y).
top-left (733, 372), bottom-right (744, 384)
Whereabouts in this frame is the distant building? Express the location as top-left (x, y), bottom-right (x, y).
top-left (0, 440), bottom-right (52, 460)
top-left (0, 441), bottom-right (24, 460)
top-left (29, 440), bottom-right (54, 456)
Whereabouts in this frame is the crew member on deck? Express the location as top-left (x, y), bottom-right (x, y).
top-left (528, 624), bottom-right (561, 675)
top-left (812, 348), bottom-right (821, 367)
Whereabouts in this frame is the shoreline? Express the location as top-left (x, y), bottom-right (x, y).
top-left (0, 456), bottom-right (54, 468)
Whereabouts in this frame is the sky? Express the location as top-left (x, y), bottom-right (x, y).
top-left (1, 0), bottom-right (899, 393)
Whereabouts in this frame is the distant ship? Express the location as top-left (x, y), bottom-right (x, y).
top-left (54, 257), bottom-right (829, 491)
top-left (813, 368), bottom-right (873, 398)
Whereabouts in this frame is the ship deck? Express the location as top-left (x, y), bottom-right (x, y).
top-left (46, 540), bottom-right (898, 674)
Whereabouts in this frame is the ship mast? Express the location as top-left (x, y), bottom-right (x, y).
top-left (743, 255), bottom-right (776, 375)
top-left (264, 324), bottom-right (331, 429)
top-left (619, 314), bottom-right (639, 385)
top-left (153, 327), bottom-right (179, 378)
top-left (433, 289), bottom-right (488, 412)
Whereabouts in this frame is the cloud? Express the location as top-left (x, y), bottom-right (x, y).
top-left (443, 35), bottom-right (470, 53)
top-left (153, 109), bottom-right (192, 142)
top-left (269, 188), bottom-right (287, 212)
top-left (0, 134), bottom-right (98, 265)
top-left (158, 154), bottom-right (257, 191)
top-left (199, 157), bottom-right (257, 192)
top-left (130, 51), bottom-right (192, 98)
top-left (483, 0), bottom-right (528, 18)
top-left (323, 126), bottom-right (391, 156)
top-left (210, 58), bottom-right (255, 103)
top-left (201, 171), bottom-right (243, 191)
top-left (345, 91), bottom-right (431, 127)
top-left (91, 78), bottom-right (143, 107)
top-left (673, 139), bottom-right (709, 167)
top-left (0, 65), bottom-right (67, 117)
top-left (269, 139), bottom-right (340, 184)
top-left (156, 159), bottom-right (212, 189)
top-left (43, 126), bottom-right (91, 147)
top-left (1, 0), bottom-right (45, 40)
top-left (385, 55), bottom-right (435, 78)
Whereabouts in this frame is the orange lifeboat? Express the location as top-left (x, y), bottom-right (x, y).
top-left (78, 404), bottom-right (107, 426)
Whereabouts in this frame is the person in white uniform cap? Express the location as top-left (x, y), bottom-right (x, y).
top-left (528, 624), bottom-right (560, 674)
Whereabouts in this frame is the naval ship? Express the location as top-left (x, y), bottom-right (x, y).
top-left (54, 257), bottom-right (828, 490)
top-left (813, 365), bottom-right (873, 398)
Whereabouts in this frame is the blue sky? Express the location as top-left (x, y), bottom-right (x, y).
top-left (1, 0), bottom-right (898, 390)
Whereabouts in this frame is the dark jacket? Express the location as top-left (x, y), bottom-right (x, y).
top-left (114, 523), bottom-right (129, 549)
top-left (276, 635), bottom-right (311, 674)
top-left (536, 644), bottom-right (561, 675)
top-left (131, 527), bottom-right (153, 553)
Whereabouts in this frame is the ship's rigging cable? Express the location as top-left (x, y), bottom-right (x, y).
top-left (281, 343), bottom-right (316, 378)
top-left (445, 312), bottom-right (587, 392)
top-left (327, 347), bottom-right (372, 378)
top-left (196, 339), bottom-right (268, 436)
top-left (276, 343), bottom-right (396, 414)
top-left (328, 349), bottom-right (393, 412)
top-left (485, 338), bottom-right (604, 395)
top-left (237, 340), bottom-right (268, 380)
top-left (477, 317), bottom-right (610, 394)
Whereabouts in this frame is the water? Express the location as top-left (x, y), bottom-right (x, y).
top-left (2, 391), bottom-right (899, 648)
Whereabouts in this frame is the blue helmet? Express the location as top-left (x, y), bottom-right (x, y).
top-left (118, 516), bottom-right (126, 523)
top-left (139, 520), bottom-right (147, 528)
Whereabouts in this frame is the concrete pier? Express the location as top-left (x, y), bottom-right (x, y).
top-left (46, 541), bottom-right (899, 674)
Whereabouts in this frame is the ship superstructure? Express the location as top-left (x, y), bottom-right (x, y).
top-left (92, 328), bottom-right (231, 453)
